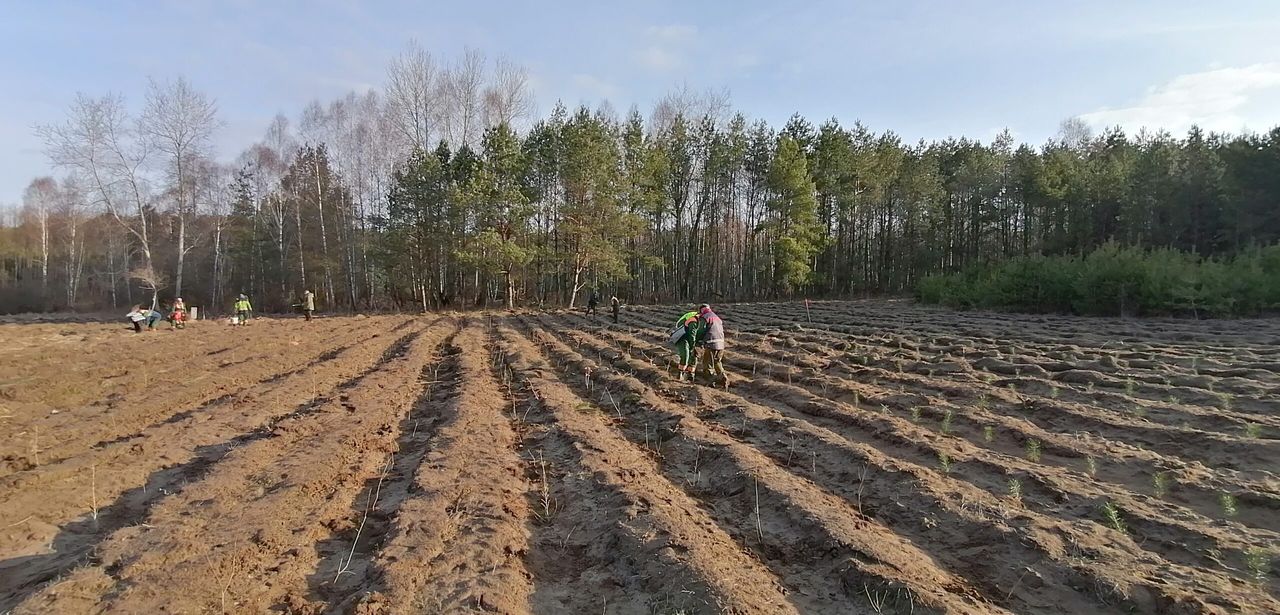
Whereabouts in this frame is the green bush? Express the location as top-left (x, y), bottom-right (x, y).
top-left (914, 242), bottom-right (1280, 318)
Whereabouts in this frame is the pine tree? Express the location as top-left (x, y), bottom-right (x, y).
top-left (766, 135), bottom-right (822, 294)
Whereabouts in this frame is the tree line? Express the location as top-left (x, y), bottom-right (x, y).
top-left (2, 43), bottom-right (1279, 315)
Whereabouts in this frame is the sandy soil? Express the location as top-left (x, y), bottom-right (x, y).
top-left (0, 302), bottom-right (1276, 614)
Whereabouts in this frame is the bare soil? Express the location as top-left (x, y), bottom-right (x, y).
top-left (1, 302), bottom-right (1276, 614)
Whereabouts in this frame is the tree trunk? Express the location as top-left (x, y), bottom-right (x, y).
top-left (176, 214), bottom-right (187, 296)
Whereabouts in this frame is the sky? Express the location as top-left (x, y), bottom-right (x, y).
top-left (3, 0), bottom-right (1280, 204)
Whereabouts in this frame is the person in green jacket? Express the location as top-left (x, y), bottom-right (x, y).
top-left (233, 294), bottom-right (253, 325)
top-left (670, 309), bottom-right (702, 382)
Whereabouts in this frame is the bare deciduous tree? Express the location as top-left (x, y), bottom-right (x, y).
top-left (40, 93), bottom-right (159, 306)
top-left (57, 176), bottom-right (88, 306)
top-left (385, 41), bottom-right (439, 152)
top-left (22, 177), bottom-right (57, 299)
top-left (442, 48), bottom-right (486, 149)
top-left (141, 76), bottom-right (220, 296)
top-left (483, 56), bottom-right (535, 130)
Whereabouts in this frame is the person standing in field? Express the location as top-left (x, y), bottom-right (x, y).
top-left (586, 289), bottom-right (600, 316)
top-left (696, 304), bottom-right (729, 387)
top-left (233, 294), bottom-right (253, 325)
top-left (670, 308), bottom-right (701, 382)
top-left (302, 290), bottom-right (315, 321)
top-left (610, 295), bottom-right (621, 323)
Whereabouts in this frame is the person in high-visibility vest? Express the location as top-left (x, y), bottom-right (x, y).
top-left (233, 294), bottom-right (253, 325)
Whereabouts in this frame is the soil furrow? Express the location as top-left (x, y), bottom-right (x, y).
top-left (518, 315), bottom-right (1009, 614)
top-left (494, 322), bottom-right (800, 615)
top-left (6, 320), bottom-right (452, 615)
top-left (0, 320), bottom-right (431, 610)
top-left (565, 317), bottom-right (1280, 603)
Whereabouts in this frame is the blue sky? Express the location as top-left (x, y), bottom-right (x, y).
top-left (3, 0), bottom-right (1280, 204)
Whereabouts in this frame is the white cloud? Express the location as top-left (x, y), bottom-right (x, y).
top-left (1078, 63), bottom-right (1280, 134)
top-left (637, 46), bottom-right (684, 72)
top-left (636, 23), bottom-right (697, 72)
top-left (570, 74), bottom-right (621, 101)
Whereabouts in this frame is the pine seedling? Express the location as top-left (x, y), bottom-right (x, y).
top-left (911, 407), bottom-right (922, 423)
top-left (1245, 547), bottom-right (1271, 584)
top-left (1025, 439), bottom-right (1042, 463)
top-left (1085, 457), bottom-right (1098, 477)
top-left (1220, 493), bottom-right (1238, 518)
top-left (1007, 478), bottom-right (1022, 502)
top-left (1243, 423), bottom-right (1262, 438)
top-left (1101, 501), bottom-right (1126, 534)
top-left (938, 453), bottom-right (952, 474)
top-left (1153, 471), bottom-right (1171, 498)
top-left (983, 425), bottom-right (994, 443)
top-left (940, 409), bottom-right (954, 435)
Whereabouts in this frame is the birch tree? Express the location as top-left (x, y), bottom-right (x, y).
top-left (40, 93), bottom-right (161, 307)
top-left (141, 76), bottom-right (220, 297)
top-left (385, 41), bottom-right (439, 152)
top-left (21, 177), bottom-right (56, 301)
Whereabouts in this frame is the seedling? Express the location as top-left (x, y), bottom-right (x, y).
top-left (937, 453), bottom-right (952, 474)
top-left (1025, 439), bottom-right (1042, 463)
top-left (940, 409), bottom-right (954, 435)
top-left (982, 425), bottom-right (994, 443)
top-left (1048, 385), bottom-right (1059, 399)
top-left (1219, 493), bottom-right (1238, 518)
top-left (1153, 471), bottom-right (1172, 498)
top-left (1100, 501), bottom-right (1126, 534)
top-left (1007, 478), bottom-right (1022, 502)
top-left (1243, 423), bottom-right (1262, 438)
top-left (534, 451), bottom-right (557, 523)
top-left (977, 394), bottom-right (990, 410)
top-left (1244, 547), bottom-right (1271, 583)
top-left (1125, 378), bottom-right (1136, 396)
top-left (910, 407), bottom-right (922, 423)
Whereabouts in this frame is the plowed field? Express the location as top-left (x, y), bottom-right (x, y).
top-left (1, 301), bottom-right (1277, 614)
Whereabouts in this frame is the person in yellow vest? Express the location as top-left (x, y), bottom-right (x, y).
top-left (233, 294), bottom-right (253, 325)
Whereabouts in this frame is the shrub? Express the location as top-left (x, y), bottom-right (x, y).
top-left (915, 241), bottom-right (1280, 318)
